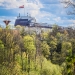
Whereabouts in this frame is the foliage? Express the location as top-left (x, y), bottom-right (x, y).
top-left (0, 24), bottom-right (75, 75)
top-left (41, 58), bottom-right (62, 75)
top-left (40, 41), bottom-right (50, 57)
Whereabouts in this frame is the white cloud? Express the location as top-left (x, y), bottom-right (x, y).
top-left (0, 0), bottom-right (44, 19)
top-left (54, 17), bottom-right (61, 22)
top-left (0, 0), bottom-right (4, 6)
top-left (0, 0), bottom-right (75, 27)
top-left (0, 0), bottom-right (43, 9)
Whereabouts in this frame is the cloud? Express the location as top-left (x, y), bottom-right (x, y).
top-left (0, 0), bottom-right (44, 18)
top-left (0, 0), bottom-right (75, 27)
top-left (0, 0), bottom-right (43, 9)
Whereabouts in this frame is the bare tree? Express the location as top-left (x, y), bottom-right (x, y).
top-left (61, 0), bottom-right (75, 15)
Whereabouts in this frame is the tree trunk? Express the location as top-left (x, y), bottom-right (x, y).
top-left (21, 50), bottom-right (23, 71)
top-left (74, 62), bottom-right (75, 75)
top-left (28, 55), bottom-right (30, 75)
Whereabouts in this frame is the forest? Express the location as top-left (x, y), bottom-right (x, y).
top-left (0, 25), bottom-right (75, 75)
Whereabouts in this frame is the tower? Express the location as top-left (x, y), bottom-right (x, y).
top-left (3, 20), bottom-right (11, 26)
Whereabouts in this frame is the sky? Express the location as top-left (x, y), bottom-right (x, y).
top-left (0, 0), bottom-right (75, 27)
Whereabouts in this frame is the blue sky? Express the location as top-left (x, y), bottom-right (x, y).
top-left (0, 0), bottom-right (75, 27)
